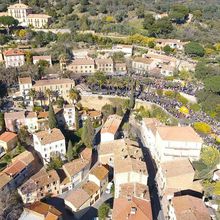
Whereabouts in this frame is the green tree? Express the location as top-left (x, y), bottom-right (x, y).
top-left (129, 81), bottom-right (135, 110)
top-left (0, 16), bottom-right (18, 34)
top-left (48, 103), bottom-right (58, 129)
top-left (18, 126), bottom-right (29, 144)
top-left (184, 42), bottom-right (205, 57)
top-left (69, 88), bottom-right (80, 104)
top-left (101, 104), bottom-right (115, 119)
top-left (204, 76), bottom-right (220, 94)
top-left (163, 45), bottom-right (173, 55)
top-left (98, 203), bottom-right (110, 220)
top-left (28, 88), bottom-right (36, 106)
top-left (143, 14), bottom-right (155, 30)
top-left (67, 140), bottom-right (74, 162)
top-left (81, 118), bottom-right (95, 148)
top-left (116, 105), bottom-right (124, 116)
top-left (0, 112), bottom-right (5, 134)
top-left (94, 71), bottom-right (107, 91)
top-left (201, 146), bottom-right (220, 169)
top-left (75, 108), bottom-right (80, 130)
top-left (47, 154), bottom-right (63, 170)
top-left (169, 4), bottom-right (189, 23)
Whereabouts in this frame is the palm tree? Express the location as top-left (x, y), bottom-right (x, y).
top-left (28, 88), bottom-right (36, 106)
top-left (69, 88), bottom-right (80, 104)
top-left (45, 89), bottom-right (52, 103)
top-left (36, 91), bottom-right (45, 107)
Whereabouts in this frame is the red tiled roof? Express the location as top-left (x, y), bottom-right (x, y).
top-left (0, 132), bottom-right (17, 143)
top-left (4, 49), bottom-right (25, 56)
top-left (4, 160), bottom-right (27, 176)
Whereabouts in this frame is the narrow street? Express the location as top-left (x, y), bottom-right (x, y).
top-left (130, 118), bottom-right (164, 220)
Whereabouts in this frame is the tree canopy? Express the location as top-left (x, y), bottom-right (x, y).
top-left (48, 103), bottom-right (58, 129)
top-left (184, 42), bottom-right (205, 57)
top-left (81, 117), bottom-right (95, 148)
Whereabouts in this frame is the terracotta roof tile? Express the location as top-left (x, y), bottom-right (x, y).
top-left (0, 173), bottom-right (12, 189)
top-left (65, 188), bottom-right (90, 209)
top-left (3, 49), bottom-right (25, 56)
top-left (82, 181), bottom-right (99, 196)
top-left (101, 114), bottom-right (122, 135)
top-left (161, 159), bottom-right (195, 178)
top-left (0, 132), bottom-right (17, 143)
top-left (90, 164), bottom-right (109, 180)
top-left (4, 111), bottom-right (25, 120)
top-left (172, 195), bottom-right (211, 220)
top-left (157, 126), bottom-right (203, 142)
top-left (34, 128), bottom-right (65, 145)
top-left (70, 58), bottom-right (94, 65)
top-left (19, 77), bottom-right (32, 84)
top-left (133, 57), bottom-right (153, 64)
top-left (95, 58), bottom-right (113, 65)
top-left (3, 160), bottom-right (27, 176)
top-left (63, 158), bottom-right (89, 177)
top-left (33, 78), bottom-right (75, 87)
top-left (27, 14), bottom-right (51, 19)
top-left (112, 197), bottom-right (152, 220)
top-left (25, 201), bottom-right (61, 220)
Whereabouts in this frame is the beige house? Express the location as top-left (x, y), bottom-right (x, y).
top-left (64, 181), bottom-right (100, 216)
top-left (32, 55), bottom-right (52, 66)
top-left (115, 62), bottom-right (127, 73)
top-left (33, 78), bottom-right (75, 101)
top-left (19, 201), bottom-right (62, 220)
top-left (89, 164), bottom-right (109, 194)
top-left (1, 151), bottom-right (36, 193)
top-left (95, 58), bottom-right (114, 74)
top-left (62, 148), bottom-right (92, 192)
top-left (8, 2), bottom-right (32, 24)
top-left (156, 159), bottom-right (196, 198)
top-left (141, 120), bottom-right (203, 164)
top-left (27, 14), bottom-right (51, 28)
top-left (132, 57), bottom-right (154, 74)
top-left (155, 39), bottom-right (187, 51)
top-left (67, 58), bottom-right (95, 74)
top-left (156, 159), bottom-right (204, 219)
top-left (0, 132), bottom-right (18, 152)
top-left (114, 139), bottom-right (148, 198)
top-left (99, 139), bottom-right (124, 166)
top-left (101, 114), bottom-right (123, 143)
top-left (18, 168), bottom-right (60, 204)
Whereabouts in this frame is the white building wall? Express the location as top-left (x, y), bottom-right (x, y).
top-left (88, 174), bottom-right (101, 187)
top-left (101, 132), bottom-right (114, 143)
top-left (5, 55), bottom-right (25, 68)
top-left (33, 135), bottom-right (66, 164)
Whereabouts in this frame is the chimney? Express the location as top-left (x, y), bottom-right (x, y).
top-left (48, 128), bottom-right (52, 134)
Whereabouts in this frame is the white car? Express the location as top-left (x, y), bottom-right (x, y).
top-left (106, 182), bottom-right (113, 194)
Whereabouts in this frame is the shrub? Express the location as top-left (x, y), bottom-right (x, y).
top-left (190, 103), bottom-right (201, 112)
top-left (164, 90), bottom-right (176, 98)
top-left (176, 94), bottom-right (188, 105)
top-left (193, 122), bottom-right (212, 134)
top-left (179, 106), bottom-right (189, 115)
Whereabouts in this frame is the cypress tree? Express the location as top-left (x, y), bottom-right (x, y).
top-left (75, 108), bottom-right (80, 130)
top-left (67, 140), bottom-right (74, 162)
top-left (129, 81), bottom-right (136, 110)
top-left (48, 102), bottom-right (58, 129)
top-left (81, 117), bottom-right (95, 148)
